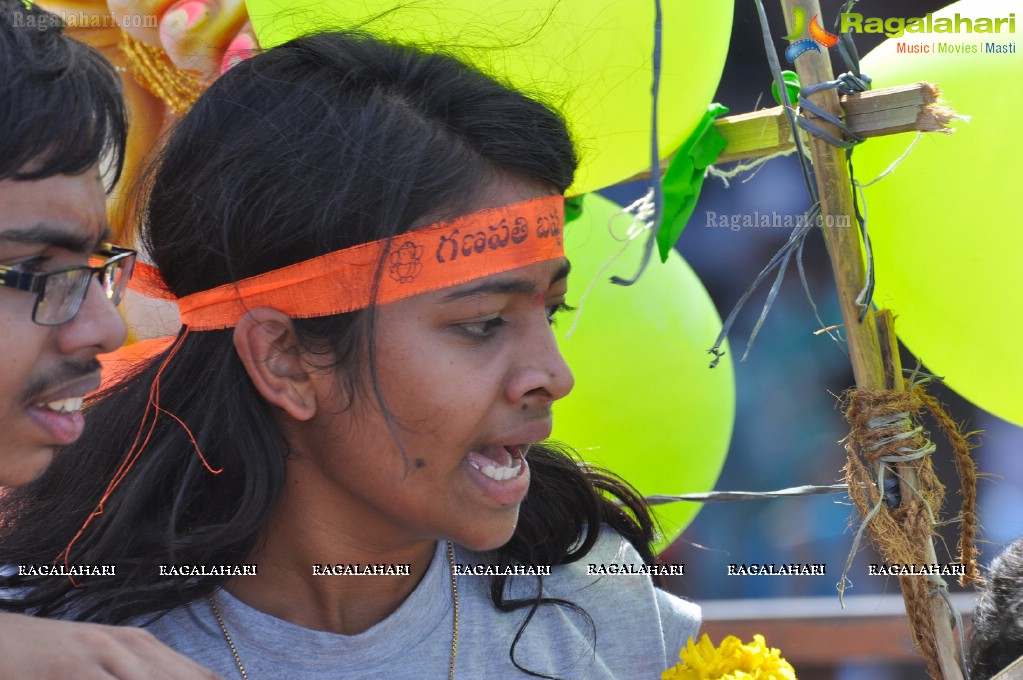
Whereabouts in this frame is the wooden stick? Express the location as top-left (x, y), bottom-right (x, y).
top-left (779, 1), bottom-right (964, 677)
top-left (843, 82), bottom-right (954, 139)
top-left (624, 82), bottom-right (954, 181)
top-left (717, 82), bottom-right (952, 164)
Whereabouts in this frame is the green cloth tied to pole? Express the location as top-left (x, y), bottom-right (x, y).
top-left (656, 103), bottom-right (729, 262)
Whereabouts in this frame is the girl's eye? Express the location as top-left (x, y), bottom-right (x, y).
top-left (546, 301), bottom-right (575, 326)
top-left (457, 316), bottom-right (507, 340)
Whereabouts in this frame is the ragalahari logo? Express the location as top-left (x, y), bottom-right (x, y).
top-left (784, 7), bottom-right (839, 62)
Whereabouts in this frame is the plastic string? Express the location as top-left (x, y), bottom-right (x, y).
top-left (933, 581), bottom-right (970, 676)
top-left (645, 483), bottom-right (849, 506)
top-left (609, 0), bottom-right (663, 287)
top-left (796, 74), bottom-right (870, 149)
top-left (707, 203), bottom-right (820, 366)
top-left (753, 0), bottom-right (818, 203)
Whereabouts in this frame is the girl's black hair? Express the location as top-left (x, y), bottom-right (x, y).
top-left (0, 0), bottom-right (126, 186)
top-left (0, 31), bottom-right (659, 678)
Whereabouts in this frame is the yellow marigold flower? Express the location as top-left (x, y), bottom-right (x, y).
top-left (662, 633), bottom-right (797, 680)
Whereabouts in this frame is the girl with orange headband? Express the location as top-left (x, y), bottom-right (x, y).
top-left (0, 30), bottom-right (699, 678)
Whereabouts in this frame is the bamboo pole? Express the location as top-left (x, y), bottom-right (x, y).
top-left (778, 2), bottom-right (964, 678)
top-left (779, 0), bottom-right (882, 388)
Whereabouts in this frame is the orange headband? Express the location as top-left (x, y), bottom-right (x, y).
top-left (132, 195), bottom-right (564, 331)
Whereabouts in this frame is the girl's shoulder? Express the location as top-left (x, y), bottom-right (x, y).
top-left (544, 526), bottom-right (700, 625)
top-left (493, 527), bottom-right (701, 676)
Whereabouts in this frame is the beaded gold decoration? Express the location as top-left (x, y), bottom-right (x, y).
top-left (118, 31), bottom-right (204, 116)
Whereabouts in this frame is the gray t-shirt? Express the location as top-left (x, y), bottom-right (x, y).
top-left (144, 529), bottom-right (700, 679)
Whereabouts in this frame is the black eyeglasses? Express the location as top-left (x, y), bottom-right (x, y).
top-left (0, 244), bottom-right (136, 326)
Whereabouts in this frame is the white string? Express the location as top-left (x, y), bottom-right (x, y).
top-left (706, 148), bottom-right (793, 187)
top-left (856, 132), bottom-right (923, 189)
top-left (706, 143), bottom-right (815, 189)
top-left (565, 190), bottom-right (655, 339)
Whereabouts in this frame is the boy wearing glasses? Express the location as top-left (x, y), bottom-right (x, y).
top-left (0, 1), bottom-right (220, 677)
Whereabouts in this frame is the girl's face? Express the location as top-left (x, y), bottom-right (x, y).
top-left (292, 181), bottom-right (574, 551)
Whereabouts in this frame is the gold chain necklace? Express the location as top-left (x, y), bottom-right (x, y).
top-left (209, 542), bottom-right (460, 680)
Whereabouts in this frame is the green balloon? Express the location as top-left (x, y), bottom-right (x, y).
top-left (553, 194), bottom-right (735, 551)
top-left (244, 0), bottom-right (732, 195)
top-left (857, 0), bottom-right (1022, 426)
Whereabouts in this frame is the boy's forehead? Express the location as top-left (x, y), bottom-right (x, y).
top-left (0, 174), bottom-right (108, 252)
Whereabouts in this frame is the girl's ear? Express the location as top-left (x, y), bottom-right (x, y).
top-left (233, 308), bottom-right (317, 421)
